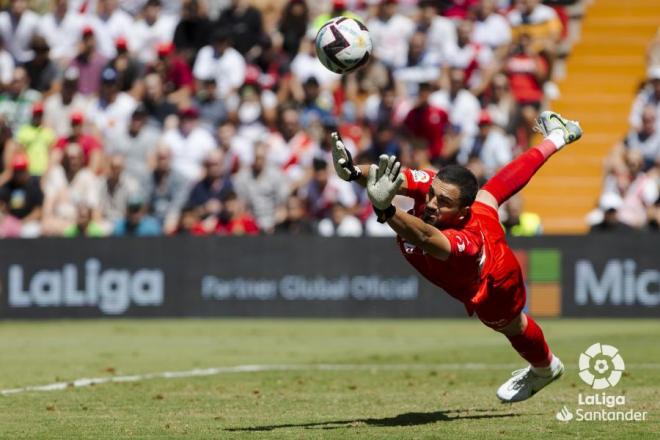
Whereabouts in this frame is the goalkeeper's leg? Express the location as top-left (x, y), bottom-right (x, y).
top-left (481, 111), bottom-right (582, 206)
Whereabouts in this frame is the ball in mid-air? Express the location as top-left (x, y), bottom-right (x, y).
top-left (315, 17), bottom-right (372, 74)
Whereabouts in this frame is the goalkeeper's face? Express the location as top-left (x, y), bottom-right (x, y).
top-left (422, 179), bottom-right (470, 229)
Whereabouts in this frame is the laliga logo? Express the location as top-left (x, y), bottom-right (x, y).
top-left (578, 343), bottom-right (625, 390)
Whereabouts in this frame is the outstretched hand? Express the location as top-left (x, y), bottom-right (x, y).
top-left (331, 132), bottom-right (361, 181)
top-left (367, 154), bottom-right (405, 210)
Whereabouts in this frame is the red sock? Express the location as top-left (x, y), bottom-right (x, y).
top-left (482, 140), bottom-right (557, 205)
top-left (506, 316), bottom-right (552, 367)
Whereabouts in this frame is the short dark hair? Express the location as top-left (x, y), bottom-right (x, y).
top-left (435, 165), bottom-right (478, 208)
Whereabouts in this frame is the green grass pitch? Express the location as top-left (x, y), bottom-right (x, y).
top-left (0, 319), bottom-right (658, 439)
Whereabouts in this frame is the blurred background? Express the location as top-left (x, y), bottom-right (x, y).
top-left (0, 0), bottom-right (658, 320)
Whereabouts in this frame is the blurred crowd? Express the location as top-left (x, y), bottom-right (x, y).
top-left (0, 0), bottom-right (581, 238)
top-left (590, 29), bottom-right (660, 233)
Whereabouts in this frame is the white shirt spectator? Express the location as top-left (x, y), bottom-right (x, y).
top-left (290, 53), bottom-right (341, 88)
top-left (425, 16), bottom-right (457, 62)
top-left (507, 3), bottom-right (559, 28)
top-left (473, 13), bottom-right (511, 49)
top-left (444, 42), bottom-right (494, 90)
top-left (88, 92), bottom-right (137, 143)
top-left (0, 48), bottom-right (14, 85)
top-left (458, 127), bottom-right (513, 178)
top-left (601, 173), bottom-right (659, 228)
top-left (43, 93), bottom-right (91, 137)
top-left (129, 13), bottom-right (177, 63)
top-left (629, 85), bottom-right (660, 130)
top-left (38, 10), bottom-right (84, 62)
top-left (162, 126), bottom-right (217, 182)
top-left (430, 89), bottom-right (481, 140)
top-left (367, 13), bottom-right (416, 68)
top-left (193, 46), bottom-right (246, 99)
top-left (318, 214), bottom-right (363, 237)
top-left (0, 9), bottom-right (40, 63)
top-left (624, 128), bottom-right (660, 166)
top-left (85, 8), bottom-right (134, 59)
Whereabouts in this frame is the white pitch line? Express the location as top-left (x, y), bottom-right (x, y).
top-left (2, 363), bottom-right (659, 397)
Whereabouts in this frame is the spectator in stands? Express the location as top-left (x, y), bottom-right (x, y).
top-left (0, 0), bottom-right (40, 64)
top-left (367, 0), bottom-right (416, 69)
top-left (15, 102), bottom-right (55, 177)
top-left (404, 82), bottom-right (449, 164)
top-left (89, 67), bottom-right (137, 143)
top-left (484, 72), bottom-right (515, 131)
top-left (43, 67), bottom-right (89, 137)
top-left (106, 37), bottom-right (144, 94)
top-left (318, 200), bottom-right (363, 237)
top-left (589, 193), bottom-right (635, 234)
top-left (215, 190), bottom-right (260, 236)
top-left (505, 33), bottom-right (548, 149)
top-left (362, 123), bottom-right (402, 164)
top-left (394, 31), bottom-right (442, 96)
top-left (278, 0), bottom-right (309, 59)
top-left (299, 157), bottom-right (356, 220)
top-left (69, 26), bottom-right (107, 96)
top-left (113, 193), bottom-right (162, 236)
top-left (62, 203), bottom-right (107, 237)
top-left (430, 66), bottom-right (481, 148)
top-left (0, 154), bottom-right (43, 237)
top-left (53, 111), bottom-right (102, 172)
top-left (300, 76), bottom-right (333, 128)
top-left (0, 35), bottom-right (14, 90)
top-left (187, 150), bottom-right (233, 219)
top-left (42, 143), bottom-right (100, 235)
top-left (418, 0), bottom-right (456, 63)
top-left (172, 202), bottom-right (206, 235)
top-left (290, 33), bottom-right (340, 88)
top-left (130, 0), bottom-right (177, 64)
top-left (193, 78), bottom-right (228, 132)
top-left (38, 0), bottom-right (82, 65)
top-left (629, 66), bottom-right (660, 130)
top-left (150, 42), bottom-right (194, 106)
top-left (23, 36), bottom-right (58, 93)
top-left (507, 0), bottom-right (562, 56)
top-left (233, 141), bottom-right (289, 233)
top-left (274, 194), bottom-right (314, 235)
top-left (444, 20), bottom-right (495, 95)
top-left (501, 194), bottom-right (542, 236)
top-left (106, 105), bottom-right (160, 185)
top-left (472, 0), bottom-right (512, 60)
top-left (615, 105), bottom-right (660, 172)
top-left (98, 154), bottom-right (140, 224)
top-left (601, 149), bottom-right (659, 229)
top-left (142, 73), bottom-right (178, 127)
top-left (89, 0), bottom-right (134, 60)
top-left (193, 29), bottom-right (247, 100)
top-left (0, 67), bottom-right (41, 131)
top-left (146, 146), bottom-right (189, 233)
top-left (457, 110), bottom-right (513, 179)
top-left (216, 0), bottom-right (263, 59)
top-left (173, 0), bottom-right (212, 65)
top-left (0, 117), bottom-right (15, 185)
top-left (0, 195), bottom-right (21, 238)
top-left (162, 107), bottom-right (217, 182)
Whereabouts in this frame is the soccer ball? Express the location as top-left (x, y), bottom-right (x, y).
top-left (315, 17), bottom-right (372, 74)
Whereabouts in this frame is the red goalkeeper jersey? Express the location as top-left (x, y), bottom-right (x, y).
top-left (397, 168), bottom-right (525, 318)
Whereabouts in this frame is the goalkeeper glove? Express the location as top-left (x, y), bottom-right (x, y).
top-left (368, 154), bottom-right (405, 222)
top-left (331, 132), bottom-right (361, 181)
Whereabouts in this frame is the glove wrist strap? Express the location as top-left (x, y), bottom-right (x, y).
top-left (374, 205), bottom-right (395, 224)
top-left (347, 167), bottom-right (362, 181)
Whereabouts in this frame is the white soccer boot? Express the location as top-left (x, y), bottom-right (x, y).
top-left (496, 356), bottom-right (564, 403)
top-left (536, 111), bottom-right (583, 147)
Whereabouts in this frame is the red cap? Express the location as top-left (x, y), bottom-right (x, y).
top-left (179, 107), bottom-right (199, 119)
top-left (82, 25), bottom-right (94, 37)
top-left (32, 102), bottom-right (44, 115)
top-left (11, 154), bottom-right (29, 171)
top-left (478, 110), bottom-right (492, 126)
top-left (115, 36), bottom-right (128, 50)
top-left (157, 41), bottom-right (174, 57)
top-left (71, 111), bottom-right (84, 125)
